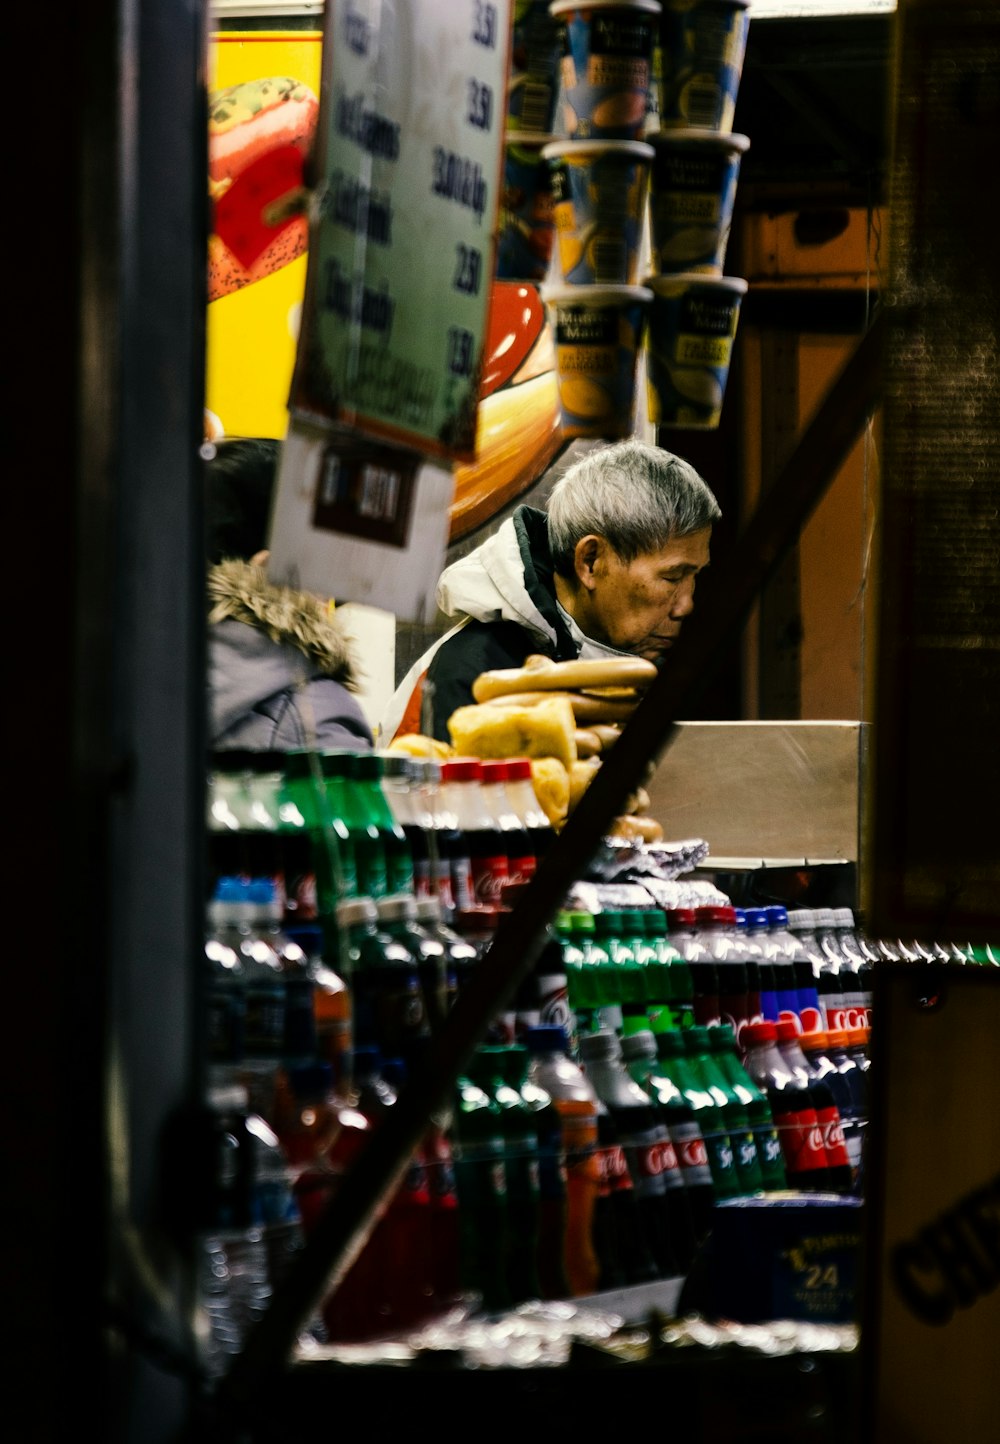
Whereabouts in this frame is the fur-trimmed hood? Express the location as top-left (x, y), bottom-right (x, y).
top-left (208, 559), bottom-right (357, 686)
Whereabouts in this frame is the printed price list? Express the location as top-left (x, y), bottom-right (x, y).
top-left (292, 0), bottom-right (512, 460)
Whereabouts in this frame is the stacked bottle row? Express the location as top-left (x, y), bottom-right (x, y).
top-left (208, 748), bottom-right (553, 928)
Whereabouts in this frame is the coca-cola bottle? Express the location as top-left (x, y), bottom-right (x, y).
top-left (440, 759), bottom-right (509, 908)
top-left (503, 757), bottom-right (554, 863)
top-left (654, 1026), bottom-right (740, 1201)
top-left (580, 1029), bottom-right (693, 1279)
top-left (741, 1020), bottom-right (844, 1194)
top-left (774, 1019), bottom-right (853, 1193)
top-left (742, 908), bottom-right (776, 1024)
top-left (799, 1030), bottom-right (864, 1194)
top-left (680, 907), bottom-right (723, 1028)
top-left (620, 1028), bottom-right (714, 1252)
top-left (479, 759), bottom-right (535, 886)
top-left (832, 907), bottom-right (873, 1030)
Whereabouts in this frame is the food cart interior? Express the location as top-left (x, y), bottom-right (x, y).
top-left (22, 5), bottom-right (999, 1444)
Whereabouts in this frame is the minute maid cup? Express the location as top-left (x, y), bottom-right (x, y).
top-left (648, 129), bottom-right (748, 274)
top-left (541, 282), bottom-right (652, 438)
top-left (657, 0), bottom-right (751, 134)
top-left (542, 138), bottom-right (653, 285)
top-left (508, 0), bottom-right (564, 134)
top-left (644, 271), bottom-right (747, 429)
top-left (550, 0), bottom-right (663, 140)
top-left (497, 132), bottom-right (558, 283)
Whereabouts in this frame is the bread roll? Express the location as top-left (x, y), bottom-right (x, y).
top-left (447, 695), bottom-right (577, 771)
top-left (472, 653), bottom-right (657, 703)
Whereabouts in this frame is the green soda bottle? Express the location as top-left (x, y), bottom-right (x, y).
top-left (683, 1026), bottom-right (764, 1196)
top-left (282, 749), bottom-right (358, 913)
top-left (568, 911), bottom-right (605, 1038)
top-left (556, 910), bottom-right (589, 1021)
top-left (643, 909), bottom-right (689, 1032)
top-left (618, 909), bottom-right (655, 1034)
top-left (709, 1023), bottom-right (787, 1192)
top-left (654, 1028), bottom-right (740, 1200)
top-left (468, 1045), bottom-right (542, 1305)
top-left (321, 751), bottom-right (388, 900)
top-left (450, 1070), bottom-right (511, 1313)
top-left (353, 752), bottom-right (415, 896)
top-left (591, 911), bottom-right (627, 1035)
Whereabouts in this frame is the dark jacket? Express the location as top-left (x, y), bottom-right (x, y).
top-left (382, 506), bottom-right (636, 743)
top-left (208, 559), bottom-right (373, 752)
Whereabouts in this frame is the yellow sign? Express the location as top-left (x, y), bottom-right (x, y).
top-left (205, 32), bottom-right (323, 442)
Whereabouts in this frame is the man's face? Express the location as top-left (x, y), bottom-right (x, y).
top-left (586, 527), bottom-right (712, 662)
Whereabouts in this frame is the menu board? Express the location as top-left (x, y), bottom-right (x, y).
top-left (289, 0), bottom-right (512, 462)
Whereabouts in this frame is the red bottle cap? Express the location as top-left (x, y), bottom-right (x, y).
top-left (479, 759), bottom-right (510, 782)
top-left (695, 905), bottom-right (737, 925)
top-left (666, 908), bottom-right (697, 929)
top-left (776, 1018), bottom-right (801, 1042)
top-left (503, 758), bottom-right (533, 781)
top-left (441, 758), bottom-right (483, 783)
top-left (742, 1021), bottom-right (778, 1046)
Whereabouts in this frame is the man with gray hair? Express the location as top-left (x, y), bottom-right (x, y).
top-left (383, 439), bottom-right (721, 743)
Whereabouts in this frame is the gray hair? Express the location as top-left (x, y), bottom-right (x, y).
top-left (546, 440), bottom-right (721, 576)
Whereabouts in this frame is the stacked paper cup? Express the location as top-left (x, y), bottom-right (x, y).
top-left (496, 2), bottom-right (565, 285)
top-left (643, 0), bottom-right (752, 430)
top-left (538, 1), bottom-right (663, 440)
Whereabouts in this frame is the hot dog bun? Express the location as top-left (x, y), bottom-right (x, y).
top-left (477, 690), bottom-right (639, 726)
top-left (472, 653), bottom-right (657, 703)
top-left (208, 77), bottom-right (318, 303)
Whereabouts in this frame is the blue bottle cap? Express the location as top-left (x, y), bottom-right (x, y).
top-left (522, 1024), bottom-right (569, 1054)
top-left (765, 905), bottom-right (789, 926)
top-left (214, 875), bottom-right (247, 902)
top-left (744, 908), bottom-right (769, 928)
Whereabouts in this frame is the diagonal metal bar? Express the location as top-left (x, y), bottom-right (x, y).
top-left (219, 308), bottom-right (885, 1418)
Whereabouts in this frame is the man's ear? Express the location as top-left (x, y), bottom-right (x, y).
top-left (573, 534), bottom-right (607, 592)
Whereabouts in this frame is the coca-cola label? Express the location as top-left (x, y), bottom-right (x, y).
top-left (625, 1133), bottom-right (681, 1195)
top-left (815, 1106), bottom-right (851, 1168)
top-left (506, 853), bottom-right (537, 885)
top-left (672, 1125), bottom-right (714, 1187)
top-left (471, 855), bottom-right (508, 907)
top-left (777, 1108), bottom-right (828, 1172)
top-left (798, 1004), bottom-right (823, 1034)
top-left (597, 1143), bottom-right (633, 1192)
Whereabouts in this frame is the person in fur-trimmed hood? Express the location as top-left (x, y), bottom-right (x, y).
top-left (206, 438), bottom-right (373, 752)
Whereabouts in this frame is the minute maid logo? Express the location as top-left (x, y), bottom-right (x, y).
top-left (681, 294), bottom-right (738, 336)
top-left (556, 310), bottom-right (618, 345)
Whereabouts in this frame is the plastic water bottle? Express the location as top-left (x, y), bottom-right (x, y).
top-left (195, 1083), bottom-right (272, 1378)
